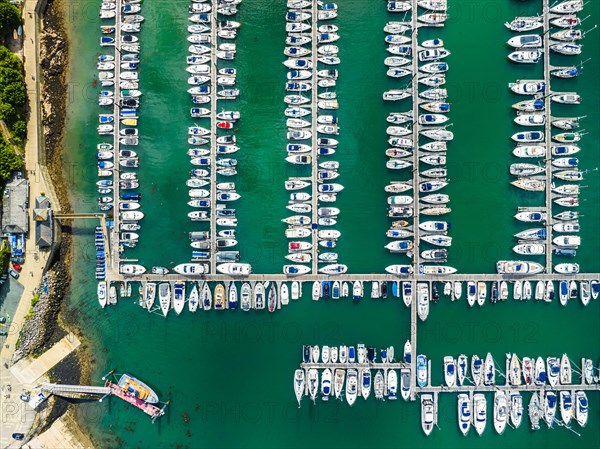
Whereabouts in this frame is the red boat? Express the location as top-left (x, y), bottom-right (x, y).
top-left (217, 121), bottom-right (233, 129)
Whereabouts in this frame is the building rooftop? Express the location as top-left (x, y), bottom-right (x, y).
top-left (34, 196), bottom-right (53, 248)
top-left (2, 175), bottom-right (29, 235)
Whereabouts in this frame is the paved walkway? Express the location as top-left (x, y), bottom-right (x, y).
top-left (0, 1), bottom-right (58, 447)
top-left (23, 415), bottom-right (94, 449)
top-left (10, 334), bottom-right (80, 385)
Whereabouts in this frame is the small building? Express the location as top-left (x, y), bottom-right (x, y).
top-left (1, 175), bottom-right (29, 236)
top-left (34, 196), bottom-right (53, 248)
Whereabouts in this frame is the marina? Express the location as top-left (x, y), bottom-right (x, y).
top-left (43, 0), bottom-right (600, 446)
top-left (295, 345), bottom-right (599, 435)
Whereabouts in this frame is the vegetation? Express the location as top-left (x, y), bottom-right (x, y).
top-left (0, 239), bottom-right (9, 272)
top-left (0, 139), bottom-right (22, 181)
top-left (0, 43), bottom-right (27, 146)
top-left (0, 1), bottom-right (20, 39)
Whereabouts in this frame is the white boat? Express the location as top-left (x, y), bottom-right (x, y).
top-left (494, 391), bottom-right (508, 434)
top-left (120, 264), bottom-right (146, 275)
top-left (550, 0), bottom-right (583, 15)
top-left (547, 357), bottom-right (560, 387)
top-left (457, 393), bottom-right (472, 436)
top-left (158, 283), bottom-right (170, 317)
top-left (421, 394), bottom-right (435, 436)
top-left (496, 260), bottom-right (544, 275)
top-left (216, 263), bottom-right (251, 276)
top-left (345, 369), bottom-right (358, 405)
top-left (473, 394), bottom-right (487, 436)
top-left (471, 355), bottom-right (483, 386)
top-left (574, 391), bottom-right (588, 427)
top-left (387, 369), bottom-right (398, 400)
top-left (509, 80), bottom-right (546, 95)
top-left (307, 368), bottom-right (318, 402)
top-left (507, 34), bottom-right (542, 48)
top-left (172, 282), bottom-right (185, 315)
top-left (443, 356), bottom-right (456, 387)
top-left (402, 282), bottom-right (412, 306)
top-left (560, 390), bottom-right (573, 425)
top-left (505, 16), bottom-right (543, 32)
top-left (510, 392), bottom-right (523, 428)
top-left (417, 282), bottom-right (429, 321)
top-left (457, 355), bottom-right (467, 385)
top-left (466, 281), bottom-right (476, 307)
top-left (321, 368), bottom-right (332, 401)
top-left (240, 283), bottom-right (251, 311)
top-left (544, 391), bottom-right (557, 428)
top-left (294, 369), bottom-right (305, 406)
top-left (484, 353), bottom-right (495, 385)
top-left (173, 263), bottom-right (207, 275)
top-left (325, 368), bottom-right (341, 401)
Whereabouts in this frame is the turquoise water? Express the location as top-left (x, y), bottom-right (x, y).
top-left (61, 0), bottom-right (599, 447)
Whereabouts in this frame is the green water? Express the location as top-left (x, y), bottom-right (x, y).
top-left (60, 0), bottom-right (599, 447)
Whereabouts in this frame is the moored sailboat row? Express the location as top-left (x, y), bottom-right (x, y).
top-left (282, 0), bottom-right (347, 276)
top-left (98, 0), bottom-right (146, 266)
top-left (382, 0), bottom-right (456, 278)
top-left (505, 0), bottom-right (591, 275)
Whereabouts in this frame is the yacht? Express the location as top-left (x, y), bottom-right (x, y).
top-left (472, 355), bottom-right (483, 386)
top-left (544, 391), bottom-right (557, 428)
top-left (473, 393), bottom-right (487, 435)
top-left (529, 391), bottom-right (542, 430)
top-left (457, 393), bottom-right (472, 436)
top-left (158, 283), bottom-right (170, 317)
top-left (575, 391), bottom-right (588, 427)
top-left (547, 357), bottom-right (560, 386)
top-left (173, 282), bottom-right (185, 315)
top-left (560, 354), bottom-right (572, 385)
top-left (321, 368), bottom-right (332, 401)
top-left (417, 354), bottom-right (428, 387)
top-left (457, 355), bottom-right (467, 385)
top-left (374, 370), bottom-right (384, 400)
top-left (383, 369), bottom-right (396, 400)
top-left (294, 369), bottom-right (305, 406)
top-left (443, 356), bottom-right (456, 387)
top-left (360, 369), bottom-right (371, 400)
top-left (400, 368), bottom-right (410, 401)
top-left (484, 353), bottom-right (495, 385)
top-left (334, 368), bottom-right (345, 400)
top-left (421, 394), bottom-right (435, 436)
top-left (494, 391), bottom-right (508, 434)
top-left (510, 392), bottom-right (523, 428)
top-left (307, 368), bottom-right (319, 403)
top-left (559, 390), bottom-right (573, 425)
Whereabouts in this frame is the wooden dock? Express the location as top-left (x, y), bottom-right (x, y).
top-left (409, 0), bottom-right (419, 399)
top-left (411, 4), bottom-right (421, 270)
top-left (110, 7), bottom-right (123, 272)
top-left (106, 271), bottom-right (599, 283)
top-left (209, 2), bottom-right (218, 273)
top-left (310, 0), bottom-right (318, 275)
top-left (543, 2), bottom-right (553, 273)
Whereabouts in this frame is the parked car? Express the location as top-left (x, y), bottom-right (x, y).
top-left (8, 268), bottom-right (19, 279)
top-left (12, 433), bottom-right (24, 440)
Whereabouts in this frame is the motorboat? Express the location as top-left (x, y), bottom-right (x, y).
top-left (514, 113), bottom-right (545, 126)
top-left (496, 260), bottom-right (544, 275)
top-left (544, 391), bottom-right (557, 428)
top-left (575, 391), bottom-right (588, 427)
top-left (421, 394), bottom-right (435, 436)
top-left (507, 34), bottom-right (542, 48)
top-left (509, 80), bottom-right (545, 95)
top-left (552, 93), bottom-right (581, 105)
top-left (173, 263), bottom-right (208, 275)
top-left (417, 283), bottom-right (429, 321)
top-left (471, 355), bottom-right (483, 386)
top-left (494, 391), bottom-right (508, 434)
top-left (417, 354), bottom-right (428, 387)
top-left (457, 393), bottom-right (472, 436)
top-left (547, 357), bottom-right (560, 387)
top-left (484, 353), bottom-right (495, 385)
top-left (443, 356), bottom-right (456, 387)
top-left (418, 48), bottom-right (450, 62)
top-left (473, 394), bottom-right (487, 436)
top-left (158, 283), bottom-right (170, 317)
